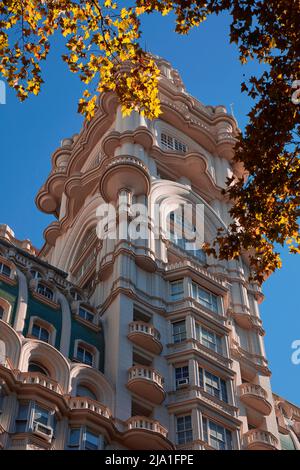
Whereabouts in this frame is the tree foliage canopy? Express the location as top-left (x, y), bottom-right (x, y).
top-left (0, 0), bottom-right (299, 282)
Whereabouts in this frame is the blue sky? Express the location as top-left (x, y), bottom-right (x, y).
top-left (0, 12), bottom-right (299, 405)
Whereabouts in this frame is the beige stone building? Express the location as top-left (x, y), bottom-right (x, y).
top-left (0, 58), bottom-right (299, 450)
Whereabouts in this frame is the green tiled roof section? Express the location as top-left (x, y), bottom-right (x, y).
top-left (0, 280), bottom-right (18, 326)
top-left (70, 320), bottom-right (105, 372)
top-left (24, 293), bottom-right (63, 350)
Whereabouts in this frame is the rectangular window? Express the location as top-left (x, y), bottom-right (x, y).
top-left (76, 346), bottom-right (94, 366)
top-left (15, 403), bottom-right (29, 433)
top-left (195, 324), bottom-right (223, 354)
top-left (202, 417), bottom-right (232, 450)
top-left (37, 283), bottom-right (53, 301)
top-left (32, 323), bottom-right (50, 343)
top-left (0, 263), bottom-right (11, 277)
top-left (199, 368), bottom-right (228, 403)
top-left (84, 430), bottom-right (99, 450)
top-left (176, 415), bottom-right (193, 445)
top-left (192, 282), bottom-right (220, 314)
top-left (67, 428), bottom-right (102, 450)
top-left (161, 133), bottom-right (187, 153)
top-left (33, 405), bottom-right (50, 426)
top-left (68, 428), bottom-right (81, 449)
top-left (172, 321), bottom-right (186, 343)
top-left (170, 280), bottom-right (184, 301)
top-left (78, 307), bottom-right (94, 323)
top-left (175, 366), bottom-right (189, 388)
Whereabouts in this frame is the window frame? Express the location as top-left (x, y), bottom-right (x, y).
top-left (170, 280), bottom-right (184, 301)
top-left (202, 417), bottom-right (233, 450)
top-left (15, 401), bottom-right (55, 435)
top-left (161, 132), bottom-right (187, 153)
top-left (74, 340), bottom-right (99, 368)
top-left (78, 306), bottom-right (95, 323)
top-left (175, 365), bottom-right (189, 388)
top-left (0, 262), bottom-right (11, 278)
top-left (0, 297), bottom-right (12, 323)
top-left (28, 316), bottom-right (56, 346)
top-left (36, 282), bottom-right (54, 301)
top-left (192, 282), bottom-right (221, 314)
top-left (176, 415), bottom-right (193, 445)
top-left (67, 427), bottom-right (103, 450)
top-left (172, 320), bottom-right (187, 344)
top-left (195, 323), bottom-right (223, 354)
top-left (199, 367), bottom-right (228, 403)
top-left (31, 323), bottom-right (50, 343)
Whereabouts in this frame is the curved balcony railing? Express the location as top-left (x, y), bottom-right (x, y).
top-left (17, 372), bottom-right (63, 394)
top-left (128, 366), bottom-right (165, 404)
top-left (127, 416), bottom-right (168, 437)
top-left (128, 366), bottom-right (164, 387)
top-left (243, 429), bottom-right (278, 450)
top-left (238, 382), bottom-right (272, 416)
top-left (69, 397), bottom-right (111, 419)
top-left (129, 322), bottom-right (161, 342)
top-left (128, 322), bottom-right (162, 355)
top-left (239, 383), bottom-right (267, 400)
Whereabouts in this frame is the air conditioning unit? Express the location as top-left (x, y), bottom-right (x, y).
top-left (176, 378), bottom-right (189, 388)
top-left (33, 421), bottom-right (53, 442)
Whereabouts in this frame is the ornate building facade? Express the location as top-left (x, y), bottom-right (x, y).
top-left (0, 58), bottom-right (299, 450)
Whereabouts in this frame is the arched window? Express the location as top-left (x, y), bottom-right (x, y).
top-left (37, 283), bottom-right (54, 301)
top-left (28, 362), bottom-right (49, 376)
top-left (76, 384), bottom-right (97, 401)
top-left (31, 323), bottom-right (50, 343)
top-left (0, 262), bottom-right (11, 278)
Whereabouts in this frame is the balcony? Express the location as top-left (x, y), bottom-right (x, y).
top-left (243, 429), bottom-right (278, 450)
top-left (238, 383), bottom-right (272, 416)
top-left (230, 340), bottom-right (270, 376)
top-left (69, 397), bottom-right (111, 419)
top-left (127, 366), bottom-right (165, 404)
top-left (232, 309), bottom-right (264, 335)
top-left (123, 416), bottom-right (173, 450)
top-left (128, 322), bottom-right (163, 355)
top-left (17, 372), bottom-right (63, 395)
top-left (100, 155), bottom-right (151, 202)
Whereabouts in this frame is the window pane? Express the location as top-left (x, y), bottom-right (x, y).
top-left (216, 335), bottom-right (222, 354)
top-left (0, 306), bottom-right (4, 319)
top-left (15, 403), bottom-right (28, 433)
top-left (221, 379), bottom-right (228, 403)
top-left (173, 321), bottom-right (186, 343)
top-left (40, 327), bottom-right (50, 342)
top-left (77, 347), bottom-right (84, 362)
top-left (77, 385), bottom-right (97, 400)
top-left (34, 406), bottom-right (49, 426)
top-left (79, 307), bottom-right (94, 322)
top-left (28, 362), bottom-right (49, 376)
top-left (69, 428), bottom-right (81, 447)
top-left (0, 263), bottom-right (11, 277)
top-left (171, 281), bottom-right (184, 300)
top-left (84, 431), bottom-right (99, 450)
top-left (198, 367), bottom-right (204, 388)
top-left (175, 366), bottom-right (189, 383)
top-left (176, 415), bottom-right (192, 444)
top-left (84, 350), bottom-right (93, 366)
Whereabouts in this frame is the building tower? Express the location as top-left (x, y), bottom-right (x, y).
top-left (0, 58), bottom-right (300, 450)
